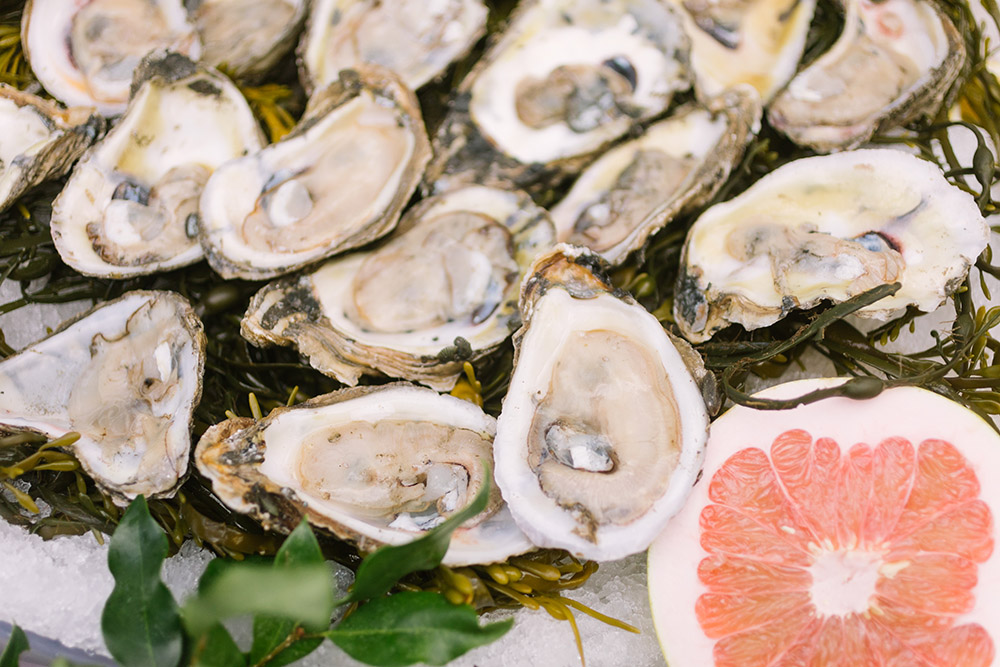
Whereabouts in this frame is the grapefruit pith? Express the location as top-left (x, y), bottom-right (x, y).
top-left (648, 379), bottom-right (1000, 666)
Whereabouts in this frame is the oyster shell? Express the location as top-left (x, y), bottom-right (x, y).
top-left (189, 0), bottom-right (307, 81)
top-left (0, 85), bottom-right (104, 213)
top-left (50, 52), bottom-right (265, 278)
top-left (424, 0), bottom-right (691, 195)
top-left (493, 246), bottom-right (709, 561)
top-left (241, 186), bottom-right (555, 391)
top-left (768, 0), bottom-right (964, 152)
top-left (299, 0), bottom-right (487, 92)
top-left (664, 0), bottom-right (816, 102)
top-left (551, 87), bottom-right (761, 265)
top-left (196, 383), bottom-right (533, 565)
top-left (0, 291), bottom-right (205, 505)
top-left (674, 149), bottom-right (989, 343)
top-left (198, 66), bottom-right (431, 280)
top-left (22, 0), bottom-right (201, 116)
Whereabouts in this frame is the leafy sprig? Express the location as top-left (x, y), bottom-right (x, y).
top-left (95, 483), bottom-right (512, 667)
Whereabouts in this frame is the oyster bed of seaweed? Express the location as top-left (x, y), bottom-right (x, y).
top-left (1, 0), bottom-right (999, 636)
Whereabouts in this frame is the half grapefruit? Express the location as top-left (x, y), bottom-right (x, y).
top-left (648, 378), bottom-right (1000, 666)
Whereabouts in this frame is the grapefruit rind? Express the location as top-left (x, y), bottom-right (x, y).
top-left (648, 378), bottom-right (1000, 666)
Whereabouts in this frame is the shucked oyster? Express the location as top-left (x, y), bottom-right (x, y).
top-left (674, 149), bottom-right (989, 343)
top-left (299, 0), bottom-right (487, 92)
top-left (494, 246), bottom-right (709, 561)
top-left (663, 0), bottom-right (816, 102)
top-left (0, 291), bottom-right (205, 505)
top-left (242, 186), bottom-right (555, 391)
top-left (189, 0), bottom-right (307, 81)
top-left (22, 0), bottom-right (201, 116)
top-left (551, 87), bottom-right (761, 265)
top-left (0, 85), bottom-right (103, 213)
top-left (197, 383), bottom-right (533, 566)
top-left (51, 53), bottom-right (265, 278)
top-left (424, 0), bottom-right (691, 195)
top-left (199, 66), bottom-right (431, 280)
top-left (768, 0), bottom-right (964, 152)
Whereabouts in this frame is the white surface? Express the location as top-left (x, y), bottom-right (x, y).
top-left (0, 516), bottom-right (662, 666)
top-left (0, 280), bottom-right (90, 351)
top-left (302, 553), bottom-right (667, 667)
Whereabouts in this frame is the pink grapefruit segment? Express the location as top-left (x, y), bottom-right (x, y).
top-left (698, 432), bottom-right (994, 666)
top-left (649, 381), bottom-right (1000, 667)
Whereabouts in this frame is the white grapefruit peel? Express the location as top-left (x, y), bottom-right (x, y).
top-left (648, 377), bottom-right (1000, 666)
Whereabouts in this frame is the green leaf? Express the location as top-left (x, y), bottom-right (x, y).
top-left (1, 624), bottom-right (29, 667)
top-left (182, 563), bottom-right (334, 638)
top-left (101, 496), bottom-right (183, 667)
top-left (326, 592), bottom-right (512, 667)
top-left (188, 624), bottom-right (243, 667)
top-left (247, 633), bottom-right (321, 667)
top-left (337, 464), bottom-right (491, 605)
top-left (249, 521), bottom-right (325, 667)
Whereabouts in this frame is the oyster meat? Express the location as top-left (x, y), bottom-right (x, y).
top-left (768, 0), bottom-right (964, 152)
top-left (242, 186), bottom-right (555, 391)
top-left (674, 149), bottom-right (989, 343)
top-left (493, 246), bottom-right (709, 561)
top-left (0, 291), bottom-right (206, 505)
top-left (197, 383), bottom-right (533, 565)
top-left (0, 85), bottom-right (103, 213)
top-left (189, 0), bottom-right (307, 81)
top-left (51, 52), bottom-right (265, 278)
top-left (299, 0), bottom-right (487, 92)
top-left (22, 0), bottom-right (201, 116)
top-left (664, 0), bottom-right (816, 102)
top-left (551, 87), bottom-right (761, 265)
top-left (424, 0), bottom-right (691, 194)
top-left (198, 66), bottom-right (431, 280)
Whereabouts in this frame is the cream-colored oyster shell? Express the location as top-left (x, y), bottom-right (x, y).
top-left (22, 0), bottom-right (201, 116)
top-left (241, 186), bottom-right (554, 391)
top-left (191, 0), bottom-right (307, 81)
top-left (0, 85), bottom-right (103, 213)
top-left (0, 291), bottom-right (205, 505)
top-left (551, 87), bottom-right (761, 265)
top-left (51, 53), bottom-right (265, 278)
top-left (199, 65), bottom-right (431, 280)
top-left (768, 0), bottom-right (964, 152)
top-left (674, 149), bottom-right (989, 342)
top-left (424, 0), bottom-right (691, 195)
top-left (493, 246), bottom-right (709, 561)
top-left (299, 0), bottom-right (487, 92)
top-left (196, 383), bottom-right (533, 566)
top-left (664, 0), bottom-right (816, 102)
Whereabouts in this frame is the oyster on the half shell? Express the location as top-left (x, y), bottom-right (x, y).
top-left (241, 186), bottom-right (554, 391)
top-left (22, 0), bottom-right (201, 116)
top-left (493, 246), bottom-right (710, 561)
top-left (551, 87), bottom-right (761, 265)
top-left (189, 0), bottom-right (307, 81)
top-left (0, 291), bottom-right (205, 505)
top-left (50, 53), bottom-right (265, 278)
top-left (298, 0), bottom-right (487, 92)
top-left (0, 85), bottom-right (103, 213)
top-left (197, 383), bottom-right (533, 566)
top-left (664, 0), bottom-right (816, 102)
top-left (768, 0), bottom-right (964, 152)
top-left (674, 149), bottom-right (989, 342)
top-left (424, 0), bottom-right (691, 195)
top-left (198, 65), bottom-right (430, 280)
